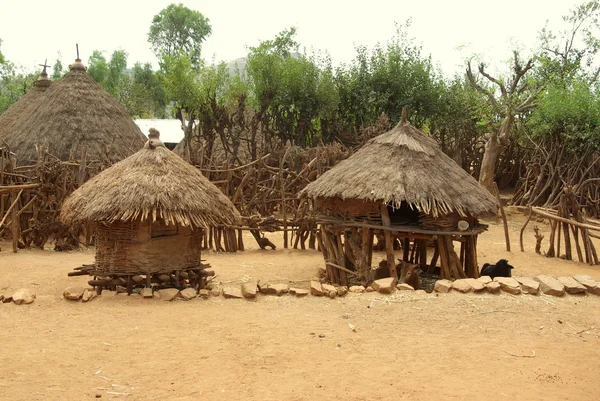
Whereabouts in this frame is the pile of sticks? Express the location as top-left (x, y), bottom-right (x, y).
top-left (519, 188), bottom-right (599, 265)
top-left (0, 146), bottom-right (102, 253)
top-left (512, 140), bottom-right (599, 218)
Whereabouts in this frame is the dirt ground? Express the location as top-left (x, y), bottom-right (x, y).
top-left (1, 211), bottom-right (600, 401)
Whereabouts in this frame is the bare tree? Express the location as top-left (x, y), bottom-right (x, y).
top-left (466, 51), bottom-right (537, 193)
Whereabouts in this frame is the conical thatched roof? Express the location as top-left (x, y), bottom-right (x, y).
top-left (0, 68), bottom-right (52, 134)
top-left (60, 129), bottom-right (241, 228)
top-left (301, 112), bottom-right (498, 217)
top-left (0, 59), bottom-right (145, 164)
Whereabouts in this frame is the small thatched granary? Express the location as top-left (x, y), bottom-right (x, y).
top-left (0, 66), bottom-right (52, 133)
top-left (60, 129), bottom-right (241, 292)
top-left (0, 58), bottom-right (145, 165)
top-left (300, 110), bottom-right (498, 286)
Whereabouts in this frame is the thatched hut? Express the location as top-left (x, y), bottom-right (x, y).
top-left (0, 66), bottom-right (52, 133)
top-left (60, 129), bottom-right (241, 292)
top-left (300, 110), bottom-right (498, 286)
top-left (0, 58), bottom-right (145, 165)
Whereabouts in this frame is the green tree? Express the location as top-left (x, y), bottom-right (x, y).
top-left (0, 60), bottom-right (36, 114)
top-left (87, 50), bottom-right (109, 85)
top-left (106, 50), bottom-right (128, 97)
top-left (466, 51), bottom-right (538, 192)
top-left (537, 0), bottom-right (600, 85)
top-left (148, 3), bottom-right (212, 68)
top-left (526, 78), bottom-right (600, 151)
top-left (132, 62), bottom-right (166, 117)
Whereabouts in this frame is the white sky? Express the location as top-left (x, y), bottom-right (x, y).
top-left (0, 0), bottom-right (583, 77)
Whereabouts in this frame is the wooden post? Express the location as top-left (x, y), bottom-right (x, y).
top-left (380, 204), bottom-right (397, 279)
top-left (436, 237), bottom-right (451, 279)
top-left (493, 182), bottom-right (510, 252)
top-left (402, 238), bottom-right (410, 262)
top-left (11, 191), bottom-right (20, 252)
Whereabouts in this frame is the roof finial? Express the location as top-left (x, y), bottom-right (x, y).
top-left (147, 128), bottom-right (165, 150)
top-left (35, 59), bottom-right (51, 87)
top-left (401, 107), bottom-right (407, 124)
top-left (38, 59), bottom-right (50, 75)
top-left (69, 44), bottom-right (87, 71)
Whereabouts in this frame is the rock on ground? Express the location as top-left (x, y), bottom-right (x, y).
top-left (290, 288), bottom-right (309, 296)
top-left (514, 277), bottom-right (540, 295)
top-left (242, 282), bottom-right (258, 298)
top-left (372, 277), bottom-right (396, 294)
top-left (434, 279), bottom-right (452, 293)
top-left (209, 287), bottom-right (222, 297)
top-left (557, 277), bottom-right (587, 294)
top-left (573, 276), bottom-right (600, 295)
top-left (477, 276), bottom-right (492, 285)
top-left (349, 285), bottom-right (365, 293)
top-left (180, 288), bottom-right (197, 300)
top-left (534, 275), bottom-right (565, 297)
top-left (336, 286), bottom-right (348, 297)
top-left (463, 278), bottom-right (485, 292)
top-left (396, 283), bottom-right (415, 291)
top-left (223, 287), bottom-right (243, 299)
top-left (198, 289), bottom-right (210, 299)
top-left (486, 281), bottom-right (501, 293)
top-left (82, 288), bottom-right (97, 302)
top-left (269, 283), bottom-right (289, 296)
top-left (494, 277), bottom-right (522, 295)
top-left (311, 281), bottom-right (324, 296)
top-left (451, 279), bottom-right (472, 293)
top-left (140, 288), bottom-right (153, 298)
top-left (12, 289), bottom-right (36, 305)
top-left (63, 287), bottom-right (85, 301)
top-left (157, 288), bottom-right (180, 301)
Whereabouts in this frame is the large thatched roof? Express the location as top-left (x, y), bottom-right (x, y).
top-left (301, 112), bottom-right (498, 217)
top-left (60, 130), bottom-right (241, 228)
top-left (0, 59), bottom-right (145, 164)
top-left (0, 68), bottom-right (51, 133)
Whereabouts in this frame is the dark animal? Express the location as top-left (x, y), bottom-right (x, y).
top-left (372, 259), bottom-right (422, 290)
top-left (250, 230), bottom-right (276, 250)
top-left (480, 259), bottom-right (514, 279)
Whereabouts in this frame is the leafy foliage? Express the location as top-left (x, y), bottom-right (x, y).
top-left (148, 3), bottom-right (212, 69)
top-left (525, 78), bottom-right (600, 151)
top-left (536, 0), bottom-right (600, 85)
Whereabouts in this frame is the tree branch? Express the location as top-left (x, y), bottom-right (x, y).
top-left (478, 63), bottom-right (507, 97)
top-left (466, 62), bottom-right (502, 111)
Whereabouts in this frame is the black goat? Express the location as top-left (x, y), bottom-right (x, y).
top-left (480, 259), bottom-right (514, 279)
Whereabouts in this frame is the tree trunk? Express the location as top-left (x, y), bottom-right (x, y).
top-left (478, 133), bottom-right (502, 193)
top-left (478, 115), bottom-right (513, 193)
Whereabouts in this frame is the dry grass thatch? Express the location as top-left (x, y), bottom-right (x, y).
top-left (0, 69), bottom-right (51, 133)
top-left (0, 59), bottom-right (145, 164)
top-left (60, 130), bottom-right (241, 228)
top-left (301, 113), bottom-right (499, 217)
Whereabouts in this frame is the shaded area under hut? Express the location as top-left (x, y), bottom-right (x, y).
top-left (300, 109), bottom-right (499, 286)
top-left (60, 129), bottom-right (241, 294)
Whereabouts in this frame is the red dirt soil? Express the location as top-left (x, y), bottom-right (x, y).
top-left (1, 211), bottom-right (599, 401)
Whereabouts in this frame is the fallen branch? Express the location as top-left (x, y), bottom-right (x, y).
top-left (575, 327), bottom-right (595, 335)
top-left (503, 350), bottom-right (536, 358)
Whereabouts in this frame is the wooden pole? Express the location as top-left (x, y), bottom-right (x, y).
top-left (519, 206), bottom-right (532, 252)
top-left (380, 204), bottom-right (397, 279)
top-left (493, 182), bottom-right (510, 252)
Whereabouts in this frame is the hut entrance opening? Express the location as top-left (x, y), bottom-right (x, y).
top-left (387, 202), bottom-right (420, 226)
